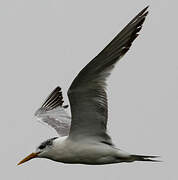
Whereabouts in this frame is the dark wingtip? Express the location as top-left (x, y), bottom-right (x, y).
top-left (118, 7), bottom-right (149, 58)
top-left (145, 5), bottom-right (149, 10)
top-left (139, 5), bottom-right (149, 15)
top-left (41, 86), bottom-right (67, 111)
top-left (63, 105), bottom-right (69, 109)
top-left (143, 5), bottom-right (149, 11)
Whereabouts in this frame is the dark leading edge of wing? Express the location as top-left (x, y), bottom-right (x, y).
top-left (67, 7), bottom-right (149, 142)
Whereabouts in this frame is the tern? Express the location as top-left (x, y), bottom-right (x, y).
top-left (18, 6), bottom-right (159, 166)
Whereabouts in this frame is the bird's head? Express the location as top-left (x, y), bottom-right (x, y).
top-left (17, 137), bottom-right (58, 165)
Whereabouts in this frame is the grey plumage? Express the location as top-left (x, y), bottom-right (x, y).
top-left (67, 6), bottom-right (149, 143)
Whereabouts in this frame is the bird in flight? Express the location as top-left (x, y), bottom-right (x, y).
top-left (18, 6), bottom-right (159, 166)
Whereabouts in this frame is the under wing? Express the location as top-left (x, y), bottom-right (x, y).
top-left (67, 7), bottom-right (149, 143)
top-left (35, 87), bottom-right (71, 136)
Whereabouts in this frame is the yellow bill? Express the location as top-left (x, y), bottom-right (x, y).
top-left (17, 152), bottom-right (39, 165)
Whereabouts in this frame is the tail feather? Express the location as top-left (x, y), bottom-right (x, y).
top-left (131, 155), bottom-right (161, 162)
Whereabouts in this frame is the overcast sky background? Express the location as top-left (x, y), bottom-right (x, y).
top-left (0, 0), bottom-right (177, 179)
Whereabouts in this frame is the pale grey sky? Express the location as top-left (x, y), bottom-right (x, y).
top-left (0, 0), bottom-right (177, 179)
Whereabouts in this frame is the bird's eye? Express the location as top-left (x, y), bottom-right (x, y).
top-left (38, 144), bottom-right (46, 149)
top-left (38, 137), bottom-right (57, 150)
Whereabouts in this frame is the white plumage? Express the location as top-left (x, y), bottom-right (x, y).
top-left (18, 6), bottom-right (159, 166)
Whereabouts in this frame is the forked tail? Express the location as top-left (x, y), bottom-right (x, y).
top-left (131, 155), bottom-right (161, 162)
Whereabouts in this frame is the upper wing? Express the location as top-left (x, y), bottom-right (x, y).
top-left (67, 7), bottom-right (149, 143)
top-left (35, 87), bottom-right (71, 136)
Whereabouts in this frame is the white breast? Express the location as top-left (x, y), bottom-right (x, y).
top-left (47, 137), bottom-right (127, 164)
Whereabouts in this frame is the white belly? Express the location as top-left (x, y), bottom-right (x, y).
top-left (45, 136), bottom-right (130, 165)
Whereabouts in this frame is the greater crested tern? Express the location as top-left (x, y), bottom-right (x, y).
top-left (18, 6), bottom-right (159, 166)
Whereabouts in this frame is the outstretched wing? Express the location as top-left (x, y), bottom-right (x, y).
top-left (35, 87), bottom-right (71, 136)
top-left (68, 7), bottom-right (149, 143)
